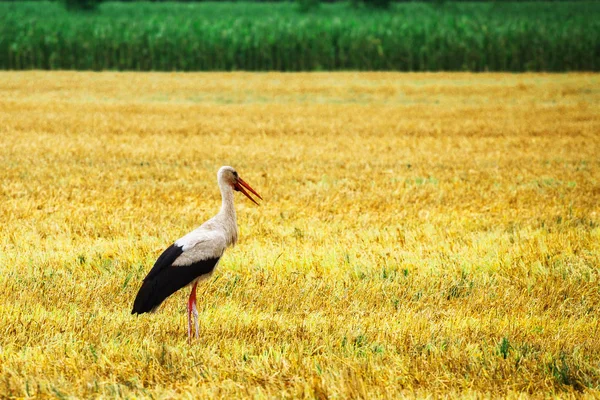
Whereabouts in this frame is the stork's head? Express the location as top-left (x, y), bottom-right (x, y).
top-left (218, 166), bottom-right (262, 205)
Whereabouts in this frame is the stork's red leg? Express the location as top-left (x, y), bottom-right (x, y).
top-left (187, 281), bottom-right (199, 342)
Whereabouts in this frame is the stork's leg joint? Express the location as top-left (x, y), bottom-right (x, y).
top-left (187, 281), bottom-right (199, 343)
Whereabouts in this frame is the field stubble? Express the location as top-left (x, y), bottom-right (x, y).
top-left (0, 72), bottom-right (599, 398)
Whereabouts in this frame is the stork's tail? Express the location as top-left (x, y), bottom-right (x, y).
top-left (131, 279), bottom-right (162, 314)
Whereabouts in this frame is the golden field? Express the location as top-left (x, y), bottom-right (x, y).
top-left (0, 72), bottom-right (599, 398)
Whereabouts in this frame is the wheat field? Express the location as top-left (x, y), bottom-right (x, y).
top-left (0, 72), bottom-right (599, 398)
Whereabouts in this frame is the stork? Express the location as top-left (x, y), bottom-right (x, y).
top-left (131, 166), bottom-right (262, 341)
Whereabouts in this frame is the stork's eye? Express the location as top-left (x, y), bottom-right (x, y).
top-left (233, 171), bottom-right (238, 178)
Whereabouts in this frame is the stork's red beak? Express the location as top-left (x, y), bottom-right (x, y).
top-left (234, 177), bottom-right (263, 205)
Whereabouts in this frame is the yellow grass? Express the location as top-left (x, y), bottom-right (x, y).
top-left (1, 71), bottom-right (599, 398)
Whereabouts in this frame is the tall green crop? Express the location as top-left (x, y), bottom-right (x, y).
top-left (0, 1), bottom-right (598, 71)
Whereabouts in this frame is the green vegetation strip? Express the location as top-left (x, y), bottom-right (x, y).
top-left (1, 1), bottom-right (598, 71)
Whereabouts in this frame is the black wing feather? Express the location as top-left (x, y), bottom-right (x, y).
top-left (131, 246), bottom-right (219, 314)
top-left (144, 244), bottom-right (184, 281)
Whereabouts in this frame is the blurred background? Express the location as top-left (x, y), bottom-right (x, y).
top-left (0, 0), bottom-right (598, 72)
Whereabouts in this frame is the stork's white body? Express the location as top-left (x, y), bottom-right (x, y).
top-left (175, 181), bottom-right (239, 258)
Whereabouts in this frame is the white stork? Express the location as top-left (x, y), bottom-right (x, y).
top-left (131, 166), bottom-right (262, 341)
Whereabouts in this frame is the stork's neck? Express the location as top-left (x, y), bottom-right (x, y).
top-left (217, 184), bottom-right (238, 246)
